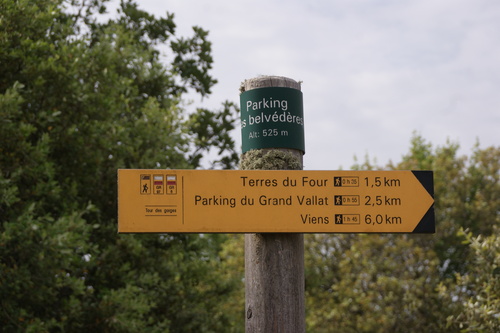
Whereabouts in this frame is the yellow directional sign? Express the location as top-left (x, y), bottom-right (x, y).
top-left (118, 170), bottom-right (434, 233)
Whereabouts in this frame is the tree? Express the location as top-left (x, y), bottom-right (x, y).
top-left (1, 0), bottom-right (239, 331)
top-left (393, 137), bottom-right (499, 276)
top-left (439, 228), bottom-right (500, 332)
top-left (304, 135), bottom-right (500, 332)
top-left (305, 234), bottom-right (445, 332)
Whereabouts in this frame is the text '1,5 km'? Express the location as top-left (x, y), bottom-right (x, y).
top-left (118, 170), bottom-right (435, 233)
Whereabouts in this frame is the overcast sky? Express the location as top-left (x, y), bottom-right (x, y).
top-left (116, 0), bottom-right (499, 170)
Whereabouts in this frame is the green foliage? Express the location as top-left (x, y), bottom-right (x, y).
top-left (439, 228), bottom-right (500, 332)
top-left (304, 134), bottom-right (500, 332)
top-left (217, 234), bottom-right (246, 332)
top-left (1, 0), bottom-right (239, 331)
top-left (306, 234), bottom-right (442, 332)
top-left (188, 101), bottom-right (240, 169)
top-left (395, 136), bottom-right (500, 275)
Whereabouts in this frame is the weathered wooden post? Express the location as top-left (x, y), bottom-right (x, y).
top-left (240, 76), bottom-right (305, 333)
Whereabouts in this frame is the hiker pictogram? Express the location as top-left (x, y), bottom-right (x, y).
top-left (140, 175), bottom-right (151, 194)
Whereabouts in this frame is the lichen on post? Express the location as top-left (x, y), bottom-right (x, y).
top-left (239, 149), bottom-right (302, 171)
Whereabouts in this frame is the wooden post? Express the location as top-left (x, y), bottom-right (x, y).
top-left (240, 76), bottom-right (305, 333)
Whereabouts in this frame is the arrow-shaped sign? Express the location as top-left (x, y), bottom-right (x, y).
top-left (118, 170), bottom-right (434, 233)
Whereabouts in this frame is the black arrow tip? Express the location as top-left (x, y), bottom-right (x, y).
top-left (411, 171), bottom-right (435, 233)
top-left (411, 170), bottom-right (434, 198)
top-left (412, 205), bottom-right (435, 233)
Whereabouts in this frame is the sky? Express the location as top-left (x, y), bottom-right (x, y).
top-left (112, 0), bottom-right (499, 170)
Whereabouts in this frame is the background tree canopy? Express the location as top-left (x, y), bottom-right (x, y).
top-left (1, 1), bottom-right (498, 332)
top-left (1, 0), bottom-right (239, 331)
top-left (304, 136), bottom-right (499, 332)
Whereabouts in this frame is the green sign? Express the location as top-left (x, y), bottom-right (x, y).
top-left (240, 87), bottom-right (305, 153)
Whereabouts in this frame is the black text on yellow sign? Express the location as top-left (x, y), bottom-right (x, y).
top-left (118, 170), bottom-right (435, 233)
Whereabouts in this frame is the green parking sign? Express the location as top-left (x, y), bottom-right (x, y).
top-left (240, 87), bottom-right (305, 153)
